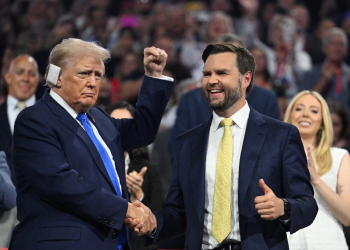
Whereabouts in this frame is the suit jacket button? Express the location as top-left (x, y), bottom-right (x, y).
top-left (112, 232), bottom-right (118, 239)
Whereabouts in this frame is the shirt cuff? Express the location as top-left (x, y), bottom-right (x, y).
top-left (149, 75), bottom-right (174, 82)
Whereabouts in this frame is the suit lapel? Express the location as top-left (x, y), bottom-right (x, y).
top-left (43, 91), bottom-right (115, 192)
top-left (189, 118), bottom-right (212, 221)
top-left (238, 109), bottom-right (268, 208)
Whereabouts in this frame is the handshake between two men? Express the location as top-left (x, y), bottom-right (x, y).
top-left (125, 201), bottom-right (157, 236)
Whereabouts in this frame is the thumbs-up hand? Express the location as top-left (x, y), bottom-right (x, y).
top-left (126, 167), bottom-right (148, 202)
top-left (254, 179), bottom-right (285, 220)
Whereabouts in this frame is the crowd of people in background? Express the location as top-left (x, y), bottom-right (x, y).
top-left (1, 0), bottom-right (350, 249)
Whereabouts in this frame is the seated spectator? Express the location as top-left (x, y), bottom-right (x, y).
top-left (300, 27), bottom-right (350, 115)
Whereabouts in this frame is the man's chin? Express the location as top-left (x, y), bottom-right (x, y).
top-left (209, 102), bottom-right (227, 113)
top-left (76, 102), bottom-right (95, 113)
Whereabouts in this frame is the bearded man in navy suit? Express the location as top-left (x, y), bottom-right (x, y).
top-left (141, 44), bottom-right (317, 250)
top-left (9, 39), bottom-right (174, 250)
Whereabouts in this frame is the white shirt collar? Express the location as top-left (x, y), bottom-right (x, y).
top-left (212, 101), bottom-right (250, 131)
top-left (49, 89), bottom-right (79, 119)
top-left (7, 94), bottom-right (36, 110)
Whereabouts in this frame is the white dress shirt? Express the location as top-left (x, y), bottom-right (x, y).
top-left (202, 102), bottom-right (250, 249)
top-left (49, 90), bottom-right (122, 193)
top-left (7, 94), bottom-right (36, 134)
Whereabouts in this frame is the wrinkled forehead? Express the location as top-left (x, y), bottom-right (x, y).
top-left (61, 54), bottom-right (105, 73)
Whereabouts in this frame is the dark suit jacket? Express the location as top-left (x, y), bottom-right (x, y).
top-left (9, 76), bottom-right (174, 250)
top-left (172, 86), bottom-right (281, 139)
top-left (0, 102), bottom-right (13, 183)
top-left (151, 108), bottom-right (317, 250)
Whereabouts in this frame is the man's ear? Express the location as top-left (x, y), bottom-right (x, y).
top-left (242, 71), bottom-right (252, 89)
top-left (56, 75), bottom-right (62, 87)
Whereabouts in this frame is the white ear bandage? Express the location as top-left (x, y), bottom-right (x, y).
top-left (46, 64), bottom-right (61, 86)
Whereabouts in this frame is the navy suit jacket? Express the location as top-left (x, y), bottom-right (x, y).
top-left (0, 102), bottom-right (13, 181)
top-left (151, 108), bottom-right (317, 250)
top-left (172, 86), bottom-right (281, 138)
top-left (9, 76), bottom-right (174, 250)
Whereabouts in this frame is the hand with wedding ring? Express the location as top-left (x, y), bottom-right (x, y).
top-left (126, 167), bottom-right (147, 202)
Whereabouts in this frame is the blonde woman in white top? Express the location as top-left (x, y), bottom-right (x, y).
top-left (284, 90), bottom-right (350, 250)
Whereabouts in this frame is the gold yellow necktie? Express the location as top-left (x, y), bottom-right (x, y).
top-left (17, 101), bottom-right (26, 112)
top-left (212, 118), bottom-right (234, 243)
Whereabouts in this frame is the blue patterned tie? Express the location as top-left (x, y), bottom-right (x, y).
top-left (76, 113), bottom-right (126, 249)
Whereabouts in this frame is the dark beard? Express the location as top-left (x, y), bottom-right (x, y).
top-left (203, 81), bottom-right (242, 113)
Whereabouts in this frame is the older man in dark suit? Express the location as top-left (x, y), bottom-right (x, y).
top-left (9, 39), bottom-right (174, 250)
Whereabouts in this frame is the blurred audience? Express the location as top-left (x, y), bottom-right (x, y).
top-left (289, 4), bottom-right (310, 52)
top-left (328, 98), bottom-right (350, 150)
top-left (249, 46), bottom-right (286, 117)
top-left (235, 0), bottom-right (260, 48)
top-left (257, 14), bottom-right (312, 104)
top-left (305, 18), bottom-right (336, 65)
top-left (300, 27), bottom-right (350, 115)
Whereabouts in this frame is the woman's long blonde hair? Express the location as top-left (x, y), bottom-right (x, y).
top-left (284, 91), bottom-right (333, 176)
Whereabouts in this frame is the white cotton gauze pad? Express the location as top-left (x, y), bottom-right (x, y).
top-left (46, 64), bottom-right (61, 86)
